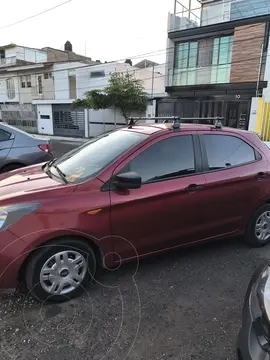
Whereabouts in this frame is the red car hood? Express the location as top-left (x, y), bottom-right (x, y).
top-left (0, 164), bottom-right (74, 203)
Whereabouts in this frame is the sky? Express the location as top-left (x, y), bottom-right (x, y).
top-left (1, 0), bottom-right (176, 65)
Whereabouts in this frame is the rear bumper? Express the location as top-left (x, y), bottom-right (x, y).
top-left (36, 152), bottom-right (53, 164)
top-left (0, 230), bottom-right (32, 289)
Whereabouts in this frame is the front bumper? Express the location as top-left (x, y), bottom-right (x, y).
top-left (0, 229), bottom-right (33, 289)
top-left (237, 310), bottom-right (270, 360)
top-left (237, 264), bottom-right (270, 360)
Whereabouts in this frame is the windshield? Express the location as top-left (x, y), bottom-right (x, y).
top-left (54, 130), bottom-right (148, 183)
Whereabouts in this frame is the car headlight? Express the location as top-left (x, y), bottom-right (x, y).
top-left (0, 203), bottom-right (40, 232)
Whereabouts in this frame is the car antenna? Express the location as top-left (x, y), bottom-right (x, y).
top-left (127, 117), bottom-right (142, 128)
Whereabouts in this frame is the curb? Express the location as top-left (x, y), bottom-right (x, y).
top-left (32, 134), bottom-right (88, 142)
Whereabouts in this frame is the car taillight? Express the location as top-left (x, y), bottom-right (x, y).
top-left (39, 144), bottom-right (52, 153)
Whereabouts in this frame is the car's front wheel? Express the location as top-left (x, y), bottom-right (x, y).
top-left (25, 238), bottom-right (96, 302)
top-left (245, 204), bottom-right (270, 247)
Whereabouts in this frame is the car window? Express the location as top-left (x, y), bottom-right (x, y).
top-left (55, 130), bottom-right (148, 183)
top-left (204, 134), bottom-right (256, 170)
top-left (125, 135), bottom-right (195, 183)
top-left (0, 129), bottom-right (11, 141)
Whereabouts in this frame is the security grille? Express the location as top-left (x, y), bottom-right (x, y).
top-left (53, 109), bottom-right (85, 137)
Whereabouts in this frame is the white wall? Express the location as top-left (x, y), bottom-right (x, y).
top-left (36, 104), bottom-right (53, 135)
top-left (115, 63), bottom-right (165, 97)
top-left (54, 69), bottom-right (69, 100)
top-left (248, 97), bottom-right (259, 132)
top-left (5, 47), bottom-right (24, 59)
top-left (0, 74), bottom-right (20, 103)
top-left (146, 100), bottom-right (157, 118)
top-left (54, 62), bottom-right (87, 100)
top-left (76, 61), bottom-right (166, 99)
top-left (87, 107), bottom-right (123, 137)
top-left (87, 106), bottom-right (157, 138)
top-left (76, 61), bottom-right (163, 135)
top-left (76, 62), bottom-right (116, 99)
top-left (249, 34), bottom-right (270, 131)
top-left (5, 47), bottom-right (47, 63)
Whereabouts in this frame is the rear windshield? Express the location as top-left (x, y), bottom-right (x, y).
top-left (55, 130), bottom-right (148, 183)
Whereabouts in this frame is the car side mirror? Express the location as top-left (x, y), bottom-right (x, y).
top-left (114, 172), bottom-right (142, 189)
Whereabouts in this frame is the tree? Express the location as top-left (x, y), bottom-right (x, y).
top-left (72, 72), bottom-right (148, 124)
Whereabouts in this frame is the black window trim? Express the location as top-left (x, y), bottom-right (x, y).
top-left (102, 134), bottom-right (203, 191)
top-left (199, 133), bottom-right (262, 173)
top-left (0, 128), bottom-right (12, 141)
top-left (143, 134), bottom-right (203, 184)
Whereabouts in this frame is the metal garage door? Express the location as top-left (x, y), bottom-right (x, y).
top-left (52, 105), bottom-right (85, 137)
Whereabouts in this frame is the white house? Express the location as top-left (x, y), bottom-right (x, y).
top-left (0, 42), bottom-right (97, 134)
top-left (35, 61), bottom-right (166, 138)
top-left (0, 44), bottom-right (54, 132)
top-left (76, 61), bottom-right (166, 137)
top-left (33, 61), bottom-right (90, 137)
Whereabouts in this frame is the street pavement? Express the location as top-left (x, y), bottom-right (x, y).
top-left (51, 137), bottom-right (86, 158)
top-left (1, 138), bottom-right (270, 360)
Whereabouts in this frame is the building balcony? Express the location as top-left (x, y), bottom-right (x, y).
top-left (0, 56), bottom-right (17, 68)
top-left (168, 0), bottom-right (270, 33)
top-left (168, 64), bottom-right (231, 87)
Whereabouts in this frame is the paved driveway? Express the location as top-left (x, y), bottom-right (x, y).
top-left (0, 239), bottom-right (269, 360)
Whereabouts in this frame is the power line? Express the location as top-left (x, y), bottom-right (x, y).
top-left (0, 29), bottom-right (265, 84)
top-left (3, 52), bottom-right (270, 96)
top-left (0, 49), bottom-right (268, 97)
top-left (0, 0), bottom-right (72, 30)
top-left (117, 22), bottom-right (267, 63)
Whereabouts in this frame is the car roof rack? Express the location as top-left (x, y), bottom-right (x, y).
top-left (127, 116), bottom-right (224, 130)
top-left (214, 117), bottom-right (224, 129)
top-left (128, 116), bottom-right (181, 129)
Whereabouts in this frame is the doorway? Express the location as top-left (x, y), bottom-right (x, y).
top-left (226, 102), bottom-right (239, 128)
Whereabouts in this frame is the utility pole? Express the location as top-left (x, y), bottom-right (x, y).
top-left (256, 43), bottom-right (264, 97)
top-left (151, 64), bottom-right (155, 99)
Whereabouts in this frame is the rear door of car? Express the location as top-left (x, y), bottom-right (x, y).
top-left (198, 131), bottom-right (268, 238)
top-left (0, 127), bottom-right (15, 168)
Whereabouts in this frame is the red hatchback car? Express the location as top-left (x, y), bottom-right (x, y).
top-left (1, 121), bottom-right (270, 302)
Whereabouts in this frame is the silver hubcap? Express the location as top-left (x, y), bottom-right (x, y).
top-left (40, 250), bottom-right (87, 296)
top-left (255, 211), bottom-right (270, 241)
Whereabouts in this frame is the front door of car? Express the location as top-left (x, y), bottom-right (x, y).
top-left (0, 128), bottom-right (14, 168)
top-left (109, 132), bottom-right (208, 261)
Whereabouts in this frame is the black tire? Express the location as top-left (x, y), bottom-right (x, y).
top-left (0, 163), bottom-right (24, 173)
top-left (245, 204), bottom-right (270, 247)
top-left (25, 238), bottom-right (96, 302)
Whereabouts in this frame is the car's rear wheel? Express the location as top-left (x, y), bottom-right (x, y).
top-left (0, 163), bottom-right (24, 173)
top-left (25, 238), bottom-right (96, 302)
top-left (245, 204), bottom-right (270, 247)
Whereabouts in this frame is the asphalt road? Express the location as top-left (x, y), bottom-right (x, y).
top-left (1, 138), bottom-right (269, 360)
top-left (51, 138), bottom-right (86, 158)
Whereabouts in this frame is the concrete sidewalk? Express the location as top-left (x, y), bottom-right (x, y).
top-left (32, 134), bottom-right (88, 143)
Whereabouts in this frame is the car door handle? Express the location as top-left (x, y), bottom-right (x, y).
top-left (256, 172), bottom-right (268, 180)
top-left (185, 184), bottom-right (204, 192)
